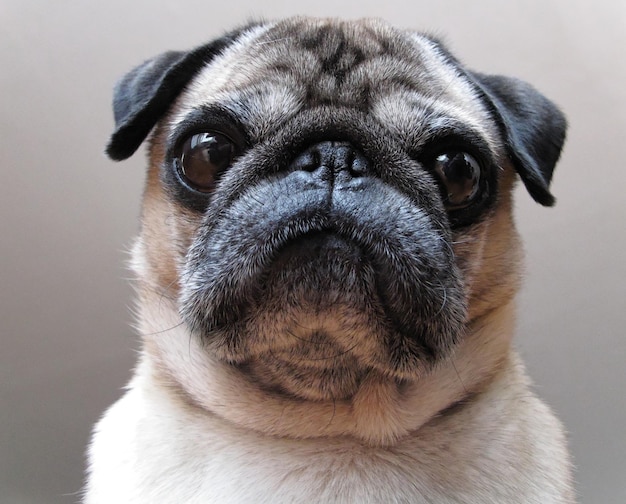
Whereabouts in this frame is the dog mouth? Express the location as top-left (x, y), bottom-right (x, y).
top-left (228, 229), bottom-right (409, 400)
top-left (260, 230), bottom-right (369, 302)
top-left (179, 171), bottom-right (467, 399)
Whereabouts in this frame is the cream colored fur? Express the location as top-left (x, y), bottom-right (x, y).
top-left (88, 336), bottom-right (572, 503)
top-left (86, 283), bottom-right (574, 503)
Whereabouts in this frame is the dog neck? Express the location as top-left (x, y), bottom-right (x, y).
top-left (139, 288), bottom-right (514, 446)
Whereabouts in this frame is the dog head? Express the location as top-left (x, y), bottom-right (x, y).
top-left (107, 18), bottom-right (565, 443)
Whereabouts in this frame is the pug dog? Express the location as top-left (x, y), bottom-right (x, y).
top-left (86, 17), bottom-right (574, 503)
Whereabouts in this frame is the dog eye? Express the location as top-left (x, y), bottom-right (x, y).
top-left (432, 151), bottom-right (481, 208)
top-left (177, 132), bottom-right (237, 192)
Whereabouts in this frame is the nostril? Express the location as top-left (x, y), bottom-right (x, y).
top-left (349, 150), bottom-right (368, 177)
top-left (292, 149), bottom-right (321, 172)
top-left (289, 141), bottom-right (370, 178)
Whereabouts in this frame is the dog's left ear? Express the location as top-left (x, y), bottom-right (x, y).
top-left (469, 73), bottom-right (567, 206)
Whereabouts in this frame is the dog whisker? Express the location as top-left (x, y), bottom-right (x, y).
top-left (434, 279), bottom-right (448, 318)
top-left (254, 36), bottom-right (291, 47)
top-left (451, 359), bottom-right (469, 395)
top-left (285, 326), bottom-right (339, 346)
top-left (137, 320), bottom-right (185, 338)
top-left (324, 396), bottom-right (338, 430)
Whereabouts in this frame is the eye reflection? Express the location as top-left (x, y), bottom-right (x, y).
top-left (433, 151), bottom-right (481, 207)
top-left (178, 132), bottom-right (237, 192)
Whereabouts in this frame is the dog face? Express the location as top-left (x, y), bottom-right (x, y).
top-left (108, 18), bottom-right (565, 418)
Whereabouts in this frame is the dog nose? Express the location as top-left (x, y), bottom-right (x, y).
top-left (290, 141), bottom-right (370, 181)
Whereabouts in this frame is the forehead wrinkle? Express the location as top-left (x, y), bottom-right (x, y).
top-left (169, 19), bottom-right (501, 154)
top-left (407, 33), bottom-right (501, 149)
top-left (373, 89), bottom-right (493, 145)
top-left (222, 84), bottom-right (306, 142)
top-left (170, 23), bottom-right (278, 129)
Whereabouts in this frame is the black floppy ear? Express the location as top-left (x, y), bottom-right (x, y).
top-left (469, 73), bottom-right (567, 206)
top-left (106, 27), bottom-right (255, 161)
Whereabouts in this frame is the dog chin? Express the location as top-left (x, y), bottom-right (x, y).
top-left (240, 338), bottom-right (368, 401)
top-left (180, 229), bottom-right (465, 399)
top-left (235, 233), bottom-right (379, 401)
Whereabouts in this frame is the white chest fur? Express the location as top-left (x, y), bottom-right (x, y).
top-left (86, 357), bottom-right (572, 504)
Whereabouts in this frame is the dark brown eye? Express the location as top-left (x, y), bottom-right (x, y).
top-left (177, 132), bottom-right (237, 192)
top-left (433, 151), bottom-right (481, 208)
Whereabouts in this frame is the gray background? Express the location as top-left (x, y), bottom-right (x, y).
top-left (1, 0), bottom-right (624, 503)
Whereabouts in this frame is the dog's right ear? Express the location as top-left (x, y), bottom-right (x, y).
top-left (106, 25), bottom-right (258, 161)
top-left (467, 73), bottom-right (567, 207)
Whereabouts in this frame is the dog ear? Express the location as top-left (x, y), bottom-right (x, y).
top-left (106, 26), bottom-right (256, 161)
top-left (469, 73), bottom-right (567, 206)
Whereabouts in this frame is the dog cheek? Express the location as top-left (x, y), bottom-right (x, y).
top-left (454, 167), bottom-right (523, 321)
top-left (137, 163), bottom-right (205, 298)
